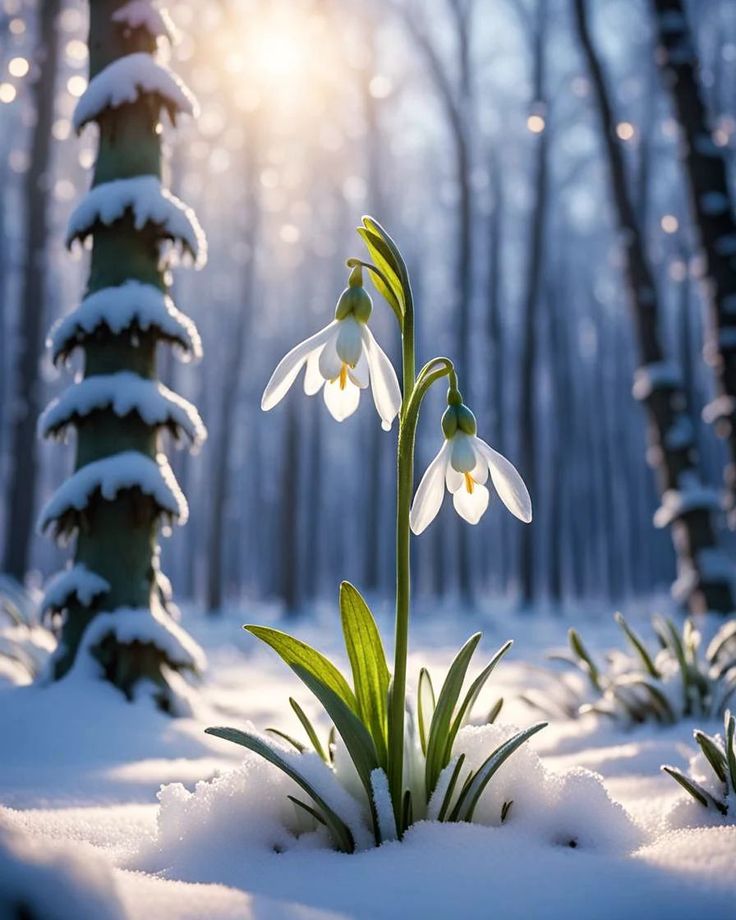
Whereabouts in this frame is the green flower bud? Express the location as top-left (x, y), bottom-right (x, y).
top-left (441, 406), bottom-right (458, 439)
top-left (447, 387), bottom-right (463, 407)
top-left (335, 284), bottom-right (373, 323)
top-left (456, 404), bottom-right (477, 435)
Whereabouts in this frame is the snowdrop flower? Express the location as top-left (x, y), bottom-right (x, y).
top-left (410, 398), bottom-right (532, 534)
top-left (261, 270), bottom-right (401, 430)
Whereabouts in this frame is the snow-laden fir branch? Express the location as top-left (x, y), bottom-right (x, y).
top-left (39, 371), bottom-right (206, 447)
top-left (74, 53), bottom-right (196, 131)
top-left (48, 281), bottom-right (202, 364)
top-left (41, 565), bottom-right (110, 614)
top-left (112, 0), bottom-right (177, 44)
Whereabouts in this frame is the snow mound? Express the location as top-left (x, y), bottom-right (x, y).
top-left (74, 53), bottom-right (196, 131)
top-left (66, 176), bottom-right (207, 267)
top-left (0, 812), bottom-right (125, 920)
top-left (112, 0), bottom-right (177, 43)
top-left (39, 371), bottom-right (206, 447)
top-left (38, 450), bottom-right (188, 538)
top-left (49, 281), bottom-right (201, 364)
top-left (42, 565), bottom-right (110, 614)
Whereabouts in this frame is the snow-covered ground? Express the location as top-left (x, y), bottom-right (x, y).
top-left (1, 604), bottom-right (734, 919)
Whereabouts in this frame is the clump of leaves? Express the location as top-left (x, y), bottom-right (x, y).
top-left (522, 614), bottom-right (736, 725)
top-left (0, 576), bottom-right (52, 685)
top-left (662, 710), bottom-right (735, 819)
top-left (207, 581), bottom-right (545, 852)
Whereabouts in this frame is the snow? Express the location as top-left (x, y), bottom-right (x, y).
top-left (2, 609), bottom-right (735, 918)
top-left (370, 769), bottom-right (397, 843)
top-left (39, 371), bottom-right (206, 447)
top-left (42, 564), bottom-right (110, 614)
top-left (38, 450), bottom-right (188, 538)
top-left (631, 361), bottom-right (680, 401)
top-left (49, 281), bottom-right (202, 364)
top-left (66, 176), bottom-right (207, 267)
top-left (112, 1), bottom-right (178, 44)
top-left (653, 483), bottom-right (720, 529)
top-left (74, 53), bottom-right (196, 132)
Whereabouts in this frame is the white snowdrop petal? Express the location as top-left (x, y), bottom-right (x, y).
top-left (261, 321), bottom-right (336, 411)
top-left (452, 481), bottom-right (490, 525)
top-left (410, 441), bottom-right (451, 535)
top-left (449, 432), bottom-right (477, 473)
top-left (478, 438), bottom-right (532, 523)
top-left (470, 437), bottom-right (489, 485)
top-left (323, 377), bottom-right (361, 421)
top-left (318, 328), bottom-right (343, 381)
top-left (304, 350), bottom-right (325, 395)
top-left (335, 317), bottom-right (364, 367)
top-left (349, 348), bottom-right (370, 389)
top-left (446, 463), bottom-right (464, 494)
top-left (361, 325), bottom-right (402, 429)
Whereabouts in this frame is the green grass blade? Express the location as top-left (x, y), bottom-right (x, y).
top-left (291, 664), bottom-right (379, 802)
top-left (418, 668), bottom-right (436, 756)
top-left (661, 765), bottom-right (726, 813)
top-left (205, 726), bottom-right (355, 852)
top-left (454, 722), bottom-right (547, 823)
top-left (501, 800), bottom-right (513, 823)
top-left (265, 727), bottom-right (306, 753)
top-left (726, 710), bottom-right (736, 793)
top-left (436, 754), bottom-right (466, 822)
top-left (706, 621), bottom-right (736, 665)
top-left (424, 632), bottom-right (482, 801)
top-left (288, 795), bottom-right (327, 827)
top-left (339, 581), bottom-right (390, 766)
top-left (450, 641), bottom-right (513, 740)
top-left (568, 628), bottom-right (602, 691)
top-left (245, 625), bottom-right (358, 713)
top-left (613, 676), bottom-right (676, 724)
top-left (290, 698), bottom-right (327, 762)
top-left (487, 698), bottom-right (504, 724)
top-left (614, 612), bottom-right (660, 678)
top-left (693, 730), bottom-right (727, 783)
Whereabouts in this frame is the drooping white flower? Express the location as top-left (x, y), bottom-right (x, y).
top-left (410, 404), bottom-right (532, 534)
top-left (261, 279), bottom-right (401, 430)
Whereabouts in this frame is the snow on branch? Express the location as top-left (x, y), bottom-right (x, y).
top-left (79, 604), bottom-right (205, 673)
top-left (112, 0), bottom-right (177, 43)
top-left (653, 483), bottom-right (721, 529)
top-left (48, 281), bottom-right (201, 365)
top-left (39, 371), bottom-right (206, 447)
top-left (73, 53), bottom-right (196, 132)
top-left (66, 176), bottom-right (207, 267)
top-left (632, 361), bottom-right (681, 401)
top-left (42, 565), bottom-right (110, 614)
top-left (39, 451), bottom-right (188, 539)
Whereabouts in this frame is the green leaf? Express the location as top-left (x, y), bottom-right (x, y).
top-left (425, 632), bottom-right (482, 801)
top-left (568, 628), bottom-right (602, 691)
top-left (245, 625), bottom-right (358, 714)
top-left (436, 754), bottom-right (466, 822)
top-left (693, 730), bottom-right (727, 784)
top-left (501, 800), bottom-right (513, 823)
top-left (450, 641), bottom-right (513, 740)
top-left (205, 726), bottom-right (354, 852)
top-left (452, 722), bottom-right (548, 822)
top-left (402, 789), bottom-right (413, 829)
top-left (613, 676), bottom-right (676, 724)
top-left (291, 664), bottom-right (380, 801)
top-left (661, 765), bottom-right (727, 814)
top-left (290, 698), bottom-right (327, 762)
top-left (726, 710), bottom-right (736, 794)
top-left (706, 621), bottom-right (736, 665)
top-left (614, 612), bottom-right (660, 679)
top-left (265, 727), bottom-right (306, 753)
top-left (356, 228), bottom-right (404, 316)
top-left (362, 216), bottom-right (408, 288)
top-left (663, 618), bottom-right (692, 714)
top-left (288, 795), bottom-right (327, 827)
top-left (487, 698), bottom-right (504, 724)
top-left (339, 582), bottom-right (390, 766)
top-left (418, 668), bottom-right (436, 756)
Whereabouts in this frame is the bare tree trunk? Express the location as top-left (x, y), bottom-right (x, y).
top-left (650, 0), bottom-right (736, 519)
top-left (2, 0), bottom-right (61, 578)
top-left (572, 0), bottom-right (734, 615)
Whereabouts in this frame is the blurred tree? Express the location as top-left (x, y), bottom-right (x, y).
top-left (572, 0), bottom-right (735, 615)
top-left (650, 0), bottom-right (736, 522)
top-left (2, 0), bottom-right (61, 580)
top-left (39, 0), bottom-right (207, 703)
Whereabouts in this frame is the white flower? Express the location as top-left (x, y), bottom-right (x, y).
top-left (261, 316), bottom-right (402, 430)
top-left (410, 431), bottom-right (532, 534)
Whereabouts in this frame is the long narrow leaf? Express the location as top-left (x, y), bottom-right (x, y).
top-left (726, 710), bottom-right (736, 793)
top-left (452, 722), bottom-right (547, 822)
top-left (568, 629), bottom-right (602, 691)
top-left (290, 698), bottom-right (327, 761)
top-left (339, 582), bottom-right (390, 766)
top-left (437, 754), bottom-right (466, 822)
top-left (662, 765), bottom-right (727, 814)
top-left (356, 228), bottom-right (404, 315)
top-left (693, 730), bottom-right (727, 783)
top-left (266, 727), bottom-right (306, 753)
top-left (288, 795), bottom-right (327, 827)
top-left (614, 612), bottom-right (660, 678)
top-left (245, 625), bottom-right (358, 713)
top-left (487, 698), bottom-right (504, 724)
top-left (362, 216), bottom-right (409, 291)
top-left (425, 633), bottom-right (482, 800)
top-left (205, 726), bottom-right (354, 852)
top-left (450, 641), bottom-right (513, 741)
top-left (418, 668), bottom-right (436, 756)
top-left (707, 621), bottom-right (736, 665)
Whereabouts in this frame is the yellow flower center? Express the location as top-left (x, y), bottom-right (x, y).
top-left (464, 472), bottom-right (475, 494)
top-left (339, 363), bottom-right (348, 390)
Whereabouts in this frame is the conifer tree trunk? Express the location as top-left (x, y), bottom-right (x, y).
top-left (2, 0), bottom-right (61, 579)
top-left (572, 0), bottom-right (734, 615)
top-left (39, 1), bottom-right (207, 704)
top-left (649, 0), bottom-right (736, 518)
